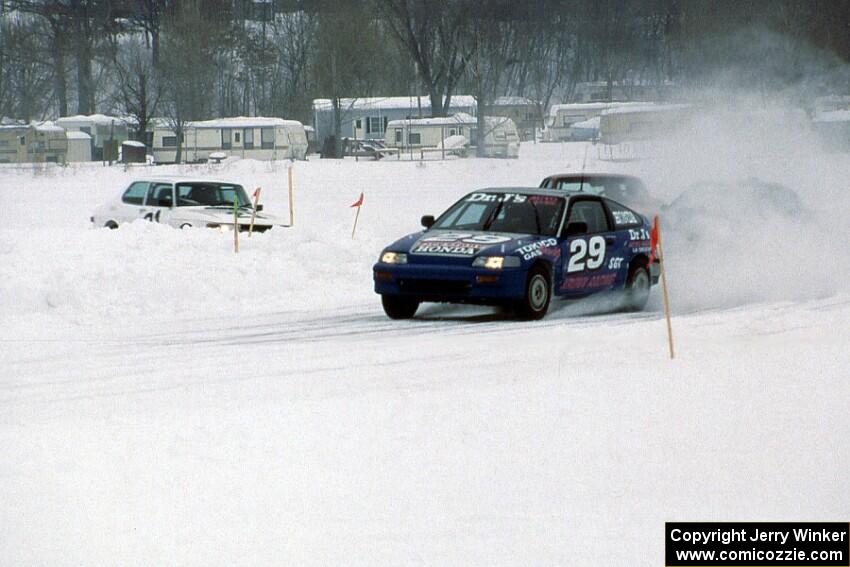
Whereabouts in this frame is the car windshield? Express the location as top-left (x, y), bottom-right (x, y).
top-left (542, 178), bottom-right (607, 194)
top-left (433, 192), bottom-right (565, 236)
top-left (175, 182), bottom-right (252, 207)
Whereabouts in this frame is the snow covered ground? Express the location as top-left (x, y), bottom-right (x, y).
top-left (1, 139), bottom-right (849, 565)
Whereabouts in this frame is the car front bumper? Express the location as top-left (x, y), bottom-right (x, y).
top-left (373, 262), bottom-right (527, 303)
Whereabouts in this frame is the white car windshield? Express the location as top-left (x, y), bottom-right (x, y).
top-left (433, 193), bottom-right (565, 236)
top-left (175, 182), bottom-right (252, 207)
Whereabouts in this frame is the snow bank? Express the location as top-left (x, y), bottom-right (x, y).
top-left (1, 130), bottom-right (848, 330)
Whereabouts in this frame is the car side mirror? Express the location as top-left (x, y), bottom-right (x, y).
top-left (256, 204), bottom-right (264, 212)
top-left (564, 221), bottom-right (588, 237)
top-left (421, 215), bottom-right (435, 229)
top-left (158, 195), bottom-right (173, 207)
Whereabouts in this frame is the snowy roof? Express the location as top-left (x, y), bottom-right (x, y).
top-left (387, 112), bottom-right (476, 127)
top-left (122, 140), bottom-right (146, 147)
top-left (571, 116), bottom-right (601, 129)
top-left (575, 79), bottom-right (677, 88)
top-left (601, 103), bottom-right (690, 116)
top-left (66, 131), bottom-right (92, 140)
top-left (313, 96), bottom-right (476, 112)
top-left (386, 113), bottom-right (513, 128)
top-left (548, 102), bottom-right (647, 118)
top-left (491, 96), bottom-right (537, 106)
top-left (813, 110), bottom-right (850, 123)
top-left (33, 121), bottom-right (65, 133)
top-left (188, 116), bottom-right (304, 129)
top-left (56, 114), bottom-right (127, 126)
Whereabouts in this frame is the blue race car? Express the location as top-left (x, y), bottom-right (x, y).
top-left (373, 187), bottom-right (660, 320)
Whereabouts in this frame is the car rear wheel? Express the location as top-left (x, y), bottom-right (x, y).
top-left (516, 265), bottom-right (551, 320)
top-left (381, 295), bottom-right (419, 319)
top-left (623, 265), bottom-right (650, 312)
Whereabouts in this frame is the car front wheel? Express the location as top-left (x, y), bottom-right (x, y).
top-left (516, 265), bottom-right (551, 320)
top-left (381, 295), bottom-right (419, 319)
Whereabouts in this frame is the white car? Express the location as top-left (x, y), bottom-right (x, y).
top-left (91, 176), bottom-right (284, 232)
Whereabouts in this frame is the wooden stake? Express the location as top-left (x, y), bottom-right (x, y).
top-left (351, 204), bottom-right (362, 239)
top-left (248, 187), bottom-right (261, 237)
top-left (288, 166), bottom-right (294, 227)
top-left (657, 225), bottom-right (674, 359)
top-left (233, 199), bottom-right (239, 253)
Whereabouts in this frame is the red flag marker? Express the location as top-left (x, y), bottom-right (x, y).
top-left (648, 215), bottom-right (659, 265)
top-left (351, 192), bottom-right (364, 238)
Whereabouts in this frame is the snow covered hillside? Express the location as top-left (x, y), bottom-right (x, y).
top-left (1, 141), bottom-right (849, 566)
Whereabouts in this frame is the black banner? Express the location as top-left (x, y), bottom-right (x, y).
top-left (666, 522), bottom-right (850, 567)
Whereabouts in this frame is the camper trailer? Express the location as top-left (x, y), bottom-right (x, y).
top-left (384, 113), bottom-right (520, 158)
top-left (55, 114), bottom-right (128, 161)
top-left (151, 117), bottom-right (308, 163)
top-left (0, 122), bottom-right (68, 164)
top-left (544, 103), bottom-right (646, 142)
top-left (65, 131), bottom-right (92, 162)
top-left (599, 104), bottom-right (691, 145)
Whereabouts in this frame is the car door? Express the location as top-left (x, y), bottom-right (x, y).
top-left (603, 197), bottom-right (648, 287)
top-left (115, 181), bottom-right (150, 223)
top-left (558, 196), bottom-right (619, 295)
top-left (140, 182), bottom-right (174, 225)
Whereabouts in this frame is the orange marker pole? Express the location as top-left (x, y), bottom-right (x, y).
top-left (657, 220), bottom-right (674, 359)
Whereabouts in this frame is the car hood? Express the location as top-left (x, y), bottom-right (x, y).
top-left (387, 229), bottom-right (558, 260)
top-left (172, 206), bottom-right (283, 225)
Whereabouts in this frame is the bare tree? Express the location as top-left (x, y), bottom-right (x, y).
top-left (313, 1), bottom-right (381, 157)
top-left (380, 0), bottom-right (473, 116)
top-left (0, 13), bottom-right (54, 121)
top-left (109, 36), bottom-right (160, 141)
top-left (157, 0), bottom-right (228, 162)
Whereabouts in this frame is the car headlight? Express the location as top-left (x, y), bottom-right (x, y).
top-left (381, 251), bottom-right (408, 264)
top-left (472, 255), bottom-right (520, 269)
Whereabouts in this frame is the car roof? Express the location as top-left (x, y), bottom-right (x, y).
top-left (542, 173), bottom-right (643, 182)
top-left (470, 187), bottom-right (588, 198)
top-left (133, 175), bottom-right (241, 184)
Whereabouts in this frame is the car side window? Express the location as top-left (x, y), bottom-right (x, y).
top-left (122, 182), bottom-right (149, 205)
top-left (605, 199), bottom-right (642, 228)
top-left (145, 183), bottom-right (172, 206)
top-left (566, 200), bottom-right (610, 233)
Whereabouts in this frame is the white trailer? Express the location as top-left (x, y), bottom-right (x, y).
top-left (384, 113), bottom-right (520, 158)
top-left (55, 114), bottom-right (128, 160)
top-left (151, 117), bottom-right (308, 164)
top-left (543, 103), bottom-right (651, 142)
top-left (65, 131), bottom-right (92, 162)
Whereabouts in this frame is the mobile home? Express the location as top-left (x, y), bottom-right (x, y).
top-left (384, 113), bottom-right (520, 158)
top-left (484, 96), bottom-right (541, 141)
top-left (55, 114), bottom-right (128, 160)
top-left (312, 95), bottom-right (476, 151)
top-left (0, 122), bottom-right (67, 164)
top-left (599, 104), bottom-right (691, 145)
top-left (151, 117), bottom-right (308, 163)
top-left (544, 103), bottom-right (647, 142)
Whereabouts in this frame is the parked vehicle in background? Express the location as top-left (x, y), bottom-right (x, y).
top-left (91, 176), bottom-right (284, 231)
top-left (539, 173), bottom-right (659, 214)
